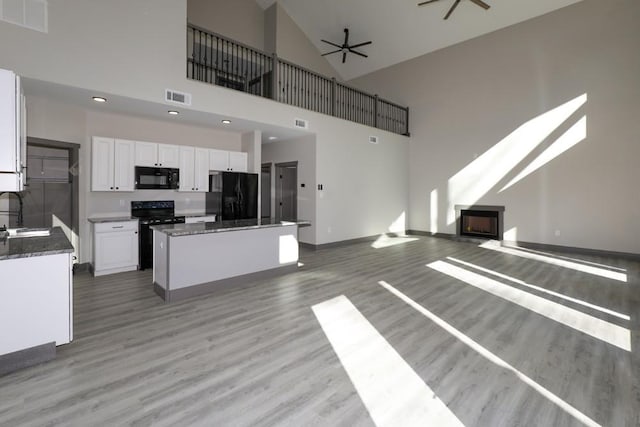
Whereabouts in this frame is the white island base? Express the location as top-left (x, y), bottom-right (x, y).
top-left (153, 222), bottom-right (300, 302)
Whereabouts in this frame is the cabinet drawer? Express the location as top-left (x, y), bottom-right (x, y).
top-left (94, 220), bottom-right (138, 233)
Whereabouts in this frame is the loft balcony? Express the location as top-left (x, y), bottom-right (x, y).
top-left (187, 24), bottom-right (409, 136)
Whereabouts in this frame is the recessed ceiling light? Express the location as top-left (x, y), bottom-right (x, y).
top-left (92, 96), bottom-right (107, 103)
top-left (168, 110), bottom-right (179, 115)
top-left (221, 119), bottom-right (231, 124)
top-left (268, 136), bottom-right (277, 140)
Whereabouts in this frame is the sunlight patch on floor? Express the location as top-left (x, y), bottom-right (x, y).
top-left (312, 295), bottom-right (464, 427)
top-left (446, 257), bottom-right (630, 321)
top-left (479, 240), bottom-right (627, 283)
top-left (427, 260), bottom-right (631, 351)
top-left (371, 234), bottom-right (419, 249)
top-left (378, 281), bottom-right (602, 427)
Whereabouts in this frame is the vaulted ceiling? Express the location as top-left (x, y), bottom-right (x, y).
top-left (256, 0), bottom-right (584, 80)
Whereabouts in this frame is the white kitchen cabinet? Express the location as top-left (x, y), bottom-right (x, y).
top-left (134, 141), bottom-right (180, 168)
top-left (179, 146), bottom-right (209, 192)
top-left (92, 220), bottom-right (139, 276)
top-left (185, 215), bottom-right (216, 224)
top-left (91, 137), bottom-right (134, 192)
top-left (229, 151), bottom-right (248, 172)
top-left (209, 149), bottom-right (248, 172)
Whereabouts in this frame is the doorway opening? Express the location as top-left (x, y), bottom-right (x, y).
top-left (275, 162), bottom-right (297, 221)
top-left (10, 137), bottom-right (80, 260)
top-left (261, 163), bottom-right (271, 219)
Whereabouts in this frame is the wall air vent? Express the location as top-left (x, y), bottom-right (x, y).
top-left (294, 118), bottom-right (309, 129)
top-left (165, 89), bottom-right (192, 106)
top-left (369, 136), bottom-right (379, 144)
top-left (1, 0), bottom-right (48, 33)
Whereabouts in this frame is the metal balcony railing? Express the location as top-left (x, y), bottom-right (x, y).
top-left (187, 24), bottom-right (410, 136)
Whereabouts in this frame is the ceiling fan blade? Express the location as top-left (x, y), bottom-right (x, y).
top-left (348, 49), bottom-right (368, 58)
top-left (321, 39), bottom-right (342, 49)
top-left (342, 52), bottom-right (347, 63)
top-left (321, 49), bottom-right (342, 56)
top-left (469, 0), bottom-right (490, 9)
top-left (444, 0), bottom-right (461, 19)
top-left (349, 41), bottom-right (372, 49)
top-left (417, 0), bottom-right (440, 5)
top-left (343, 28), bottom-right (349, 46)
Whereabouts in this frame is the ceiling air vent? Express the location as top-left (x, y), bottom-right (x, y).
top-left (294, 118), bottom-right (309, 129)
top-left (165, 89), bottom-right (192, 106)
top-left (369, 136), bottom-right (379, 144)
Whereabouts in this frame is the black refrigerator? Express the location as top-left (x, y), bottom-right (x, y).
top-left (206, 172), bottom-right (258, 220)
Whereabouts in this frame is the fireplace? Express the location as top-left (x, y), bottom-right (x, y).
top-left (455, 205), bottom-right (505, 240)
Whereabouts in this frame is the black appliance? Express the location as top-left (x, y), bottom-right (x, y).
top-left (206, 172), bottom-right (258, 220)
top-left (134, 166), bottom-right (179, 190)
top-left (131, 200), bottom-right (185, 270)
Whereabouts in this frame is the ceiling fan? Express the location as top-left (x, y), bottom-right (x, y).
top-left (321, 28), bottom-right (372, 64)
top-left (418, 0), bottom-right (491, 20)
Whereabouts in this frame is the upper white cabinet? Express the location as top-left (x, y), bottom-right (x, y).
top-left (209, 149), bottom-right (248, 172)
top-left (91, 137), bottom-right (135, 192)
top-left (179, 147), bottom-right (209, 192)
top-left (134, 141), bottom-right (180, 168)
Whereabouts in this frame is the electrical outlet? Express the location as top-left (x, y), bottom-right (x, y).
top-left (555, 230), bottom-right (561, 237)
top-left (327, 226), bottom-right (332, 233)
top-left (119, 199), bottom-right (125, 207)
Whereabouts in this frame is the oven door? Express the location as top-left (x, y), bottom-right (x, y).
top-left (135, 167), bottom-right (176, 190)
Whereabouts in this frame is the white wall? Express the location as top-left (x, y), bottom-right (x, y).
top-left (26, 95), bottom-right (242, 263)
top-left (187, 0), bottom-right (266, 51)
top-left (351, 0), bottom-right (640, 254)
top-left (261, 135), bottom-right (317, 244)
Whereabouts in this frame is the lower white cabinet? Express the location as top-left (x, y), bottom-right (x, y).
top-left (185, 215), bottom-right (216, 224)
top-left (92, 220), bottom-right (139, 276)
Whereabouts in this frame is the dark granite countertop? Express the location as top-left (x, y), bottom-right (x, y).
top-left (88, 216), bottom-right (137, 224)
top-left (152, 219), bottom-right (311, 237)
top-left (0, 227), bottom-right (74, 260)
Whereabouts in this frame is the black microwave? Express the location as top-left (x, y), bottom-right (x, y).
top-left (135, 166), bottom-right (179, 190)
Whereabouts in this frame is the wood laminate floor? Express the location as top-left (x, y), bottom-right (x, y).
top-left (1, 236), bottom-right (638, 426)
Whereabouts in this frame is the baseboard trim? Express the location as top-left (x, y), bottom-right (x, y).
top-left (154, 264), bottom-right (298, 303)
top-left (73, 262), bottom-right (91, 274)
top-left (300, 235), bottom-right (380, 251)
top-left (0, 342), bottom-right (56, 376)
top-left (407, 229), bottom-right (640, 260)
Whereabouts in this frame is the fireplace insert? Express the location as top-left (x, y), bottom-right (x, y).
top-left (460, 209), bottom-right (499, 239)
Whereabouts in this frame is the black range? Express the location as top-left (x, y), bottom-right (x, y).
top-left (131, 200), bottom-right (185, 270)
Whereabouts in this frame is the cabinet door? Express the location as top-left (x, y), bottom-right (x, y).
top-left (91, 137), bottom-right (115, 191)
top-left (209, 149), bottom-right (229, 171)
top-left (113, 139), bottom-right (135, 191)
top-left (158, 144), bottom-right (180, 168)
top-left (94, 230), bottom-right (138, 271)
top-left (178, 146), bottom-right (196, 192)
top-left (229, 151), bottom-right (248, 172)
top-left (194, 147), bottom-right (210, 192)
top-left (134, 141), bottom-right (158, 167)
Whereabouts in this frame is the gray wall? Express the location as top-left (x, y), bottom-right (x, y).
top-left (350, 0), bottom-right (640, 254)
top-left (187, 0), bottom-right (266, 51)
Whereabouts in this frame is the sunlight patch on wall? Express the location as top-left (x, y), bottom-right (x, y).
top-left (479, 240), bottom-right (627, 283)
top-left (378, 280), bottom-right (602, 427)
top-left (447, 94), bottom-right (587, 225)
top-left (312, 295), bottom-right (465, 427)
top-left (503, 227), bottom-right (517, 242)
top-left (427, 260), bottom-right (630, 351)
top-left (446, 257), bottom-right (630, 321)
top-left (388, 212), bottom-right (407, 235)
top-left (500, 116), bottom-right (587, 192)
top-left (430, 189), bottom-right (438, 234)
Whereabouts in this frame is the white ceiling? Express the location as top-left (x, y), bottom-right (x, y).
top-left (258, 0), bottom-right (584, 81)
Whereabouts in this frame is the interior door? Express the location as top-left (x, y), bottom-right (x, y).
top-left (275, 162), bottom-right (297, 221)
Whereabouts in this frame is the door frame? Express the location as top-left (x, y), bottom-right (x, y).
top-left (27, 137), bottom-right (80, 262)
top-left (274, 161), bottom-right (298, 221)
top-left (261, 162), bottom-right (272, 219)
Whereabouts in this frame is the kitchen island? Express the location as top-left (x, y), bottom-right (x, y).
top-left (0, 227), bottom-right (74, 375)
top-left (152, 219), bottom-right (309, 302)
